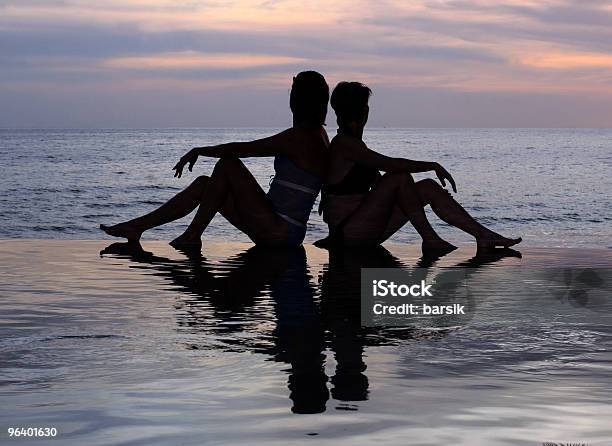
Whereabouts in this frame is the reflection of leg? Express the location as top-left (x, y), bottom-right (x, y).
top-left (330, 329), bottom-right (369, 402)
top-left (416, 179), bottom-right (521, 249)
top-left (287, 325), bottom-right (329, 414)
top-left (171, 157), bottom-right (288, 248)
top-left (101, 175), bottom-right (210, 241)
top-left (271, 249), bottom-right (329, 414)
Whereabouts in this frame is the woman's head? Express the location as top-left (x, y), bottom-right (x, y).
top-left (330, 81), bottom-right (372, 132)
top-left (290, 71), bottom-right (329, 127)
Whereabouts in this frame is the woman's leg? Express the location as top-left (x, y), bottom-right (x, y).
top-left (340, 172), bottom-right (455, 251)
top-left (414, 179), bottom-right (521, 249)
top-left (100, 174), bottom-right (249, 241)
top-left (170, 157), bottom-right (290, 248)
top-left (341, 173), bottom-right (520, 249)
top-left (101, 176), bottom-right (209, 241)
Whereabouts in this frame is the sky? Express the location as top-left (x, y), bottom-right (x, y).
top-left (1, 0), bottom-right (612, 128)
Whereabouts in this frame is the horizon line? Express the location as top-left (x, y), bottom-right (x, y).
top-left (2, 126), bottom-right (612, 131)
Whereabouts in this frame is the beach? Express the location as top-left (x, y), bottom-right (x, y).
top-left (1, 240), bottom-right (611, 445)
top-left (4, 0), bottom-right (612, 443)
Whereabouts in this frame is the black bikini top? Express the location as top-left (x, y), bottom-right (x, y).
top-left (325, 162), bottom-right (380, 195)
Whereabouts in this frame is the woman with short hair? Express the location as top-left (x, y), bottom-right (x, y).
top-left (320, 81), bottom-right (521, 252)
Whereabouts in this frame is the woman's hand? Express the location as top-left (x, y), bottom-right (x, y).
top-left (433, 163), bottom-right (457, 192)
top-left (172, 148), bottom-right (199, 178)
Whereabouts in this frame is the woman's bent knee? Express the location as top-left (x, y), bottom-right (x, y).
top-left (416, 178), bottom-right (450, 201)
top-left (215, 156), bottom-right (243, 171)
top-left (382, 171), bottom-right (415, 187)
top-left (416, 178), bottom-right (441, 193)
top-left (192, 175), bottom-right (209, 188)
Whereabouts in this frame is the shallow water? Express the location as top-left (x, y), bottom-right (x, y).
top-left (1, 128), bottom-right (611, 247)
top-left (1, 240), bottom-right (611, 445)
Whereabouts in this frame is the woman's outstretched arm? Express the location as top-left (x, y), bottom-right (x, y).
top-left (173, 129), bottom-right (297, 178)
top-left (336, 134), bottom-right (457, 192)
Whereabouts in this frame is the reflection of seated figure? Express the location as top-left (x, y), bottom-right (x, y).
top-left (319, 246), bottom-right (403, 405)
top-left (101, 242), bottom-right (520, 414)
top-left (101, 242), bottom-right (330, 413)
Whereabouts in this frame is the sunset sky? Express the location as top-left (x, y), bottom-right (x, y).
top-left (1, 0), bottom-right (612, 128)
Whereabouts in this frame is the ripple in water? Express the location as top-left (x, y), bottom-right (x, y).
top-left (1, 241), bottom-right (611, 445)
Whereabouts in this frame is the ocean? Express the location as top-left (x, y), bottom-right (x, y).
top-left (2, 128), bottom-right (612, 444)
top-left (1, 128), bottom-right (611, 247)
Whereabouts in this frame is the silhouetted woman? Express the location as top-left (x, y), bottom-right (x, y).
top-left (320, 81), bottom-right (521, 251)
top-left (101, 71), bottom-right (329, 249)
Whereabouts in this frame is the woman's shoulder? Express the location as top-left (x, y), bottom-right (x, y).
top-left (330, 133), bottom-right (362, 153)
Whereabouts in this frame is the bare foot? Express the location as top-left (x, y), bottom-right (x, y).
top-left (476, 233), bottom-right (522, 250)
top-left (100, 223), bottom-right (142, 242)
top-left (169, 232), bottom-right (202, 250)
top-left (100, 241), bottom-right (151, 259)
top-left (422, 239), bottom-right (457, 254)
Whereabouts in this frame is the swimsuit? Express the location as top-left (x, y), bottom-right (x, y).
top-left (321, 162), bottom-right (380, 226)
top-left (325, 163), bottom-right (380, 195)
top-left (320, 162), bottom-right (382, 244)
top-left (266, 155), bottom-right (323, 246)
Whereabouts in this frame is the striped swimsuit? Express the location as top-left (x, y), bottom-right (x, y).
top-left (266, 155), bottom-right (323, 245)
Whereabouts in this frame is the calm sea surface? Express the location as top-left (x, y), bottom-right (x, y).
top-left (1, 128), bottom-right (611, 247)
top-left (1, 241), bottom-right (611, 445)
